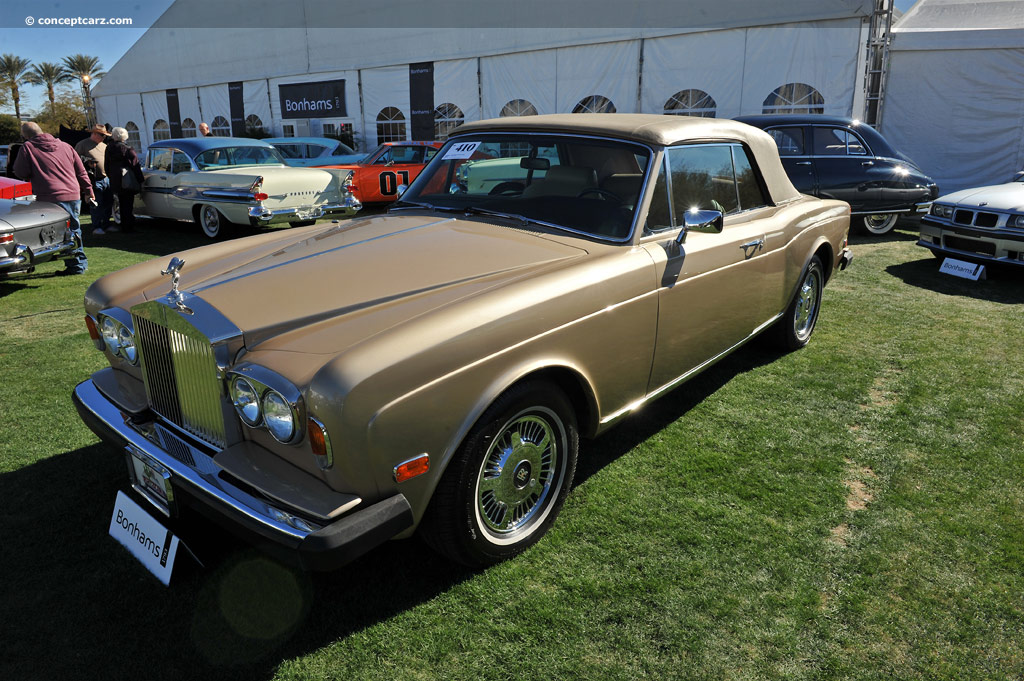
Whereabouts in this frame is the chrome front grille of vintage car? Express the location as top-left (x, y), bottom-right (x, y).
top-left (133, 310), bottom-right (227, 448)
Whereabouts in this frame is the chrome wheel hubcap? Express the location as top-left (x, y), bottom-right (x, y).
top-left (476, 411), bottom-right (560, 539)
top-left (794, 269), bottom-right (821, 341)
top-left (202, 206), bottom-right (219, 235)
top-left (864, 214), bottom-right (897, 234)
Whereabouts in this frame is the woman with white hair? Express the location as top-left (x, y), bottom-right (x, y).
top-left (103, 126), bottom-right (144, 233)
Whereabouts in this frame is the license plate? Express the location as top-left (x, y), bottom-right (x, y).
top-left (109, 490), bottom-right (179, 586)
top-left (125, 446), bottom-right (174, 516)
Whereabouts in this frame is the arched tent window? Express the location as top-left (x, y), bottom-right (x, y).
top-left (211, 116), bottom-right (230, 136)
top-left (500, 99), bottom-right (538, 117)
top-left (664, 89), bottom-right (716, 117)
top-left (572, 95), bottom-right (616, 114)
top-left (762, 83), bottom-right (824, 114)
top-left (245, 114), bottom-right (266, 136)
top-left (153, 119), bottom-right (171, 141)
top-left (125, 121), bottom-right (141, 152)
top-left (181, 118), bottom-right (197, 137)
top-left (433, 103), bottom-right (464, 141)
top-left (376, 107), bottom-right (406, 144)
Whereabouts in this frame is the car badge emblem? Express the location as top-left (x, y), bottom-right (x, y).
top-left (161, 257), bottom-right (193, 314)
top-left (979, 201), bottom-right (988, 206)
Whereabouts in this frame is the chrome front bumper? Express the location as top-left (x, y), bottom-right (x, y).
top-left (248, 195), bottom-right (362, 224)
top-left (73, 377), bottom-right (412, 570)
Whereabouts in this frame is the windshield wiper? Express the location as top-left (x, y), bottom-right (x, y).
top-left (461, 206), bottom-right (542, 227)
top-left (389, 199), bottom-right (436, 211)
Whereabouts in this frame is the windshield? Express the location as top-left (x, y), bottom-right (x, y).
top-left (194, 145), bottom-right (287, 169)
top-left (398, 134), bottom-right (652, 240)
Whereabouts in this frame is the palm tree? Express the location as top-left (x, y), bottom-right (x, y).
top-left (61, 54), bottom-right (106, 84)
top-left (62, 55), bottom-right (105, 127)
top-left (0, 54), bottom-right (33, 121)
top-left (25, 62), bottom-right (74, 111)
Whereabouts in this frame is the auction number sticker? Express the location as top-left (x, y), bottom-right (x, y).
top-left (442, 141), bottom-right (481, 160)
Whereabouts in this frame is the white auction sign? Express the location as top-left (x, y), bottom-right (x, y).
top-left (108, 491), bottom-right (179, 586)
top-left (939, 257), bottom-right (986, 281)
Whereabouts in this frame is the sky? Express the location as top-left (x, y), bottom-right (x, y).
top-left (1, 0), bottom-right (920, 116)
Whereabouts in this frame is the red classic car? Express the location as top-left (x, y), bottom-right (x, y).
top-left (325, 141), bottom-right (442, 204)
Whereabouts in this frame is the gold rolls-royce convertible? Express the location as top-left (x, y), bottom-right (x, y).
top-left (74, 114), bottom-right (852, 574)
top-left (132, 137), bottom-right (361, 238)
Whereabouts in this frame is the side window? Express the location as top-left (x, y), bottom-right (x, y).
top-left (391, 146), bottom-right (421, 164)
top-left (667, 144), bottom-right (739, 217)
top-left (424, 147), bottom-right (439, 161)
top-left (767, 127), bottom-right (805, 156)
top-left (813, 127), bottom-right (868, 156)
top-left (148, 148), bottom-right (172, 172)
top-left (732, 147), bottom-right (768, 211)
top-left (170, 151), bottom-right (192, 174)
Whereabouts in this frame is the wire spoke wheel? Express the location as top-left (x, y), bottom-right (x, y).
top-left (475, 413), bottom-right (558, 538)
top-left (793, 266), bottom-right (822, 343)
top-left (419, 380), bottom-right (578, 567)
top-left (773, 255), bottom-right (824, 351)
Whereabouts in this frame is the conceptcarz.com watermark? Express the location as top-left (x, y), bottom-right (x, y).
top-left (25, 15), bottom-right (134, 27)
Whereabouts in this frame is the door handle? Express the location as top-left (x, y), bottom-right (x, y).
top-left (740, 239), bottom-right (764, 250)
top-left (795, 161), bottom-right (812, 166)
top-left (861, 161), bottom-right (874, 166)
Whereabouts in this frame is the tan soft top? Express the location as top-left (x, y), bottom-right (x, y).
top-left (456, 113), bottom-right (801, 205)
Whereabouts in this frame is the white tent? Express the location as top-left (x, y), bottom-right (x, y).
top-left (882, 0), bottom-right (1024, 193)
top-left (93, 0), bottom-right (876, 155)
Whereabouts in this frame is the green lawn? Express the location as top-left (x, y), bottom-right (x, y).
top-left (1, 216), bottom-right (1022, 680)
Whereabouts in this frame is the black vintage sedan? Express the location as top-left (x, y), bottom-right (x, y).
top-left (735, 115), bottom-right (938, 236)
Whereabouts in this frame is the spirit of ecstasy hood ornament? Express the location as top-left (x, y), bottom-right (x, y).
top-left (161, 257), bottom-right (192, 314)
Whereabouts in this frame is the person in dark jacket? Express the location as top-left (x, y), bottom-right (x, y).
top-left (13, 121), bottom-right (94, 274)
top-left (104, 127), bottom-right (144, 233)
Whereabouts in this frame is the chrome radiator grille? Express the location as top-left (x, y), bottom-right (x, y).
top-left (133, 310), bottom-right (227, 448)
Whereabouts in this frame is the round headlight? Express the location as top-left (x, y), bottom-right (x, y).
top-left (262, 390), bottom-right (295, 442)
top-left (117, 325), bottom-right (137, 364)
top-left (231, 377), bottom-right (261, 426)
top-left (1009, 214), bottom-right (1024, 228)
top-left (100, 316), bottom-right (119, 352)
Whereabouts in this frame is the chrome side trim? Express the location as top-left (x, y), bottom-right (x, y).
top-left (599, 312), bottom-right (784, 426)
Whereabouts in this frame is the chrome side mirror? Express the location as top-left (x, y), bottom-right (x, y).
top-left (396, 184), bottom-right (408, 197)
top-left (676, 209), bottom-right (724, 245)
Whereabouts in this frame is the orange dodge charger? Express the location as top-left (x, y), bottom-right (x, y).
top-left (325, 141), bottom-right (442, 204)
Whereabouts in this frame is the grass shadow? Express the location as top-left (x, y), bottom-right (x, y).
top-left (0, 276), bottom-right (35, 297)
top-left (0, 440), bottom-right (472, 681)
top-left (886, 254), bottom-right (1024, 305)
top-left (575, 340), bottom-right (785, 487)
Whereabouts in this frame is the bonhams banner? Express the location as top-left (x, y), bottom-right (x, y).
top-left (165, 89), bottom-right (182, 138)
top-left (279, 79), bottom-right (348, 120)
top-left (229, 81), bottom-right (245, 136)
top-left (409, 62), bottom-right (434, 141)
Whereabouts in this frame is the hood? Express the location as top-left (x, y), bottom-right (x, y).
top-left (144, 214), bottom-right (589, 352)
top-left (941, 182), bottom-right (1024, 212)
top-left (24, 134), bottom-right (62, 153)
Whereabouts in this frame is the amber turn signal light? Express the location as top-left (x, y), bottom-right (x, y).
top-left (308, 416), bottom-right (333, 470)
top-left (394, 454), bottom-right (430, 483)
